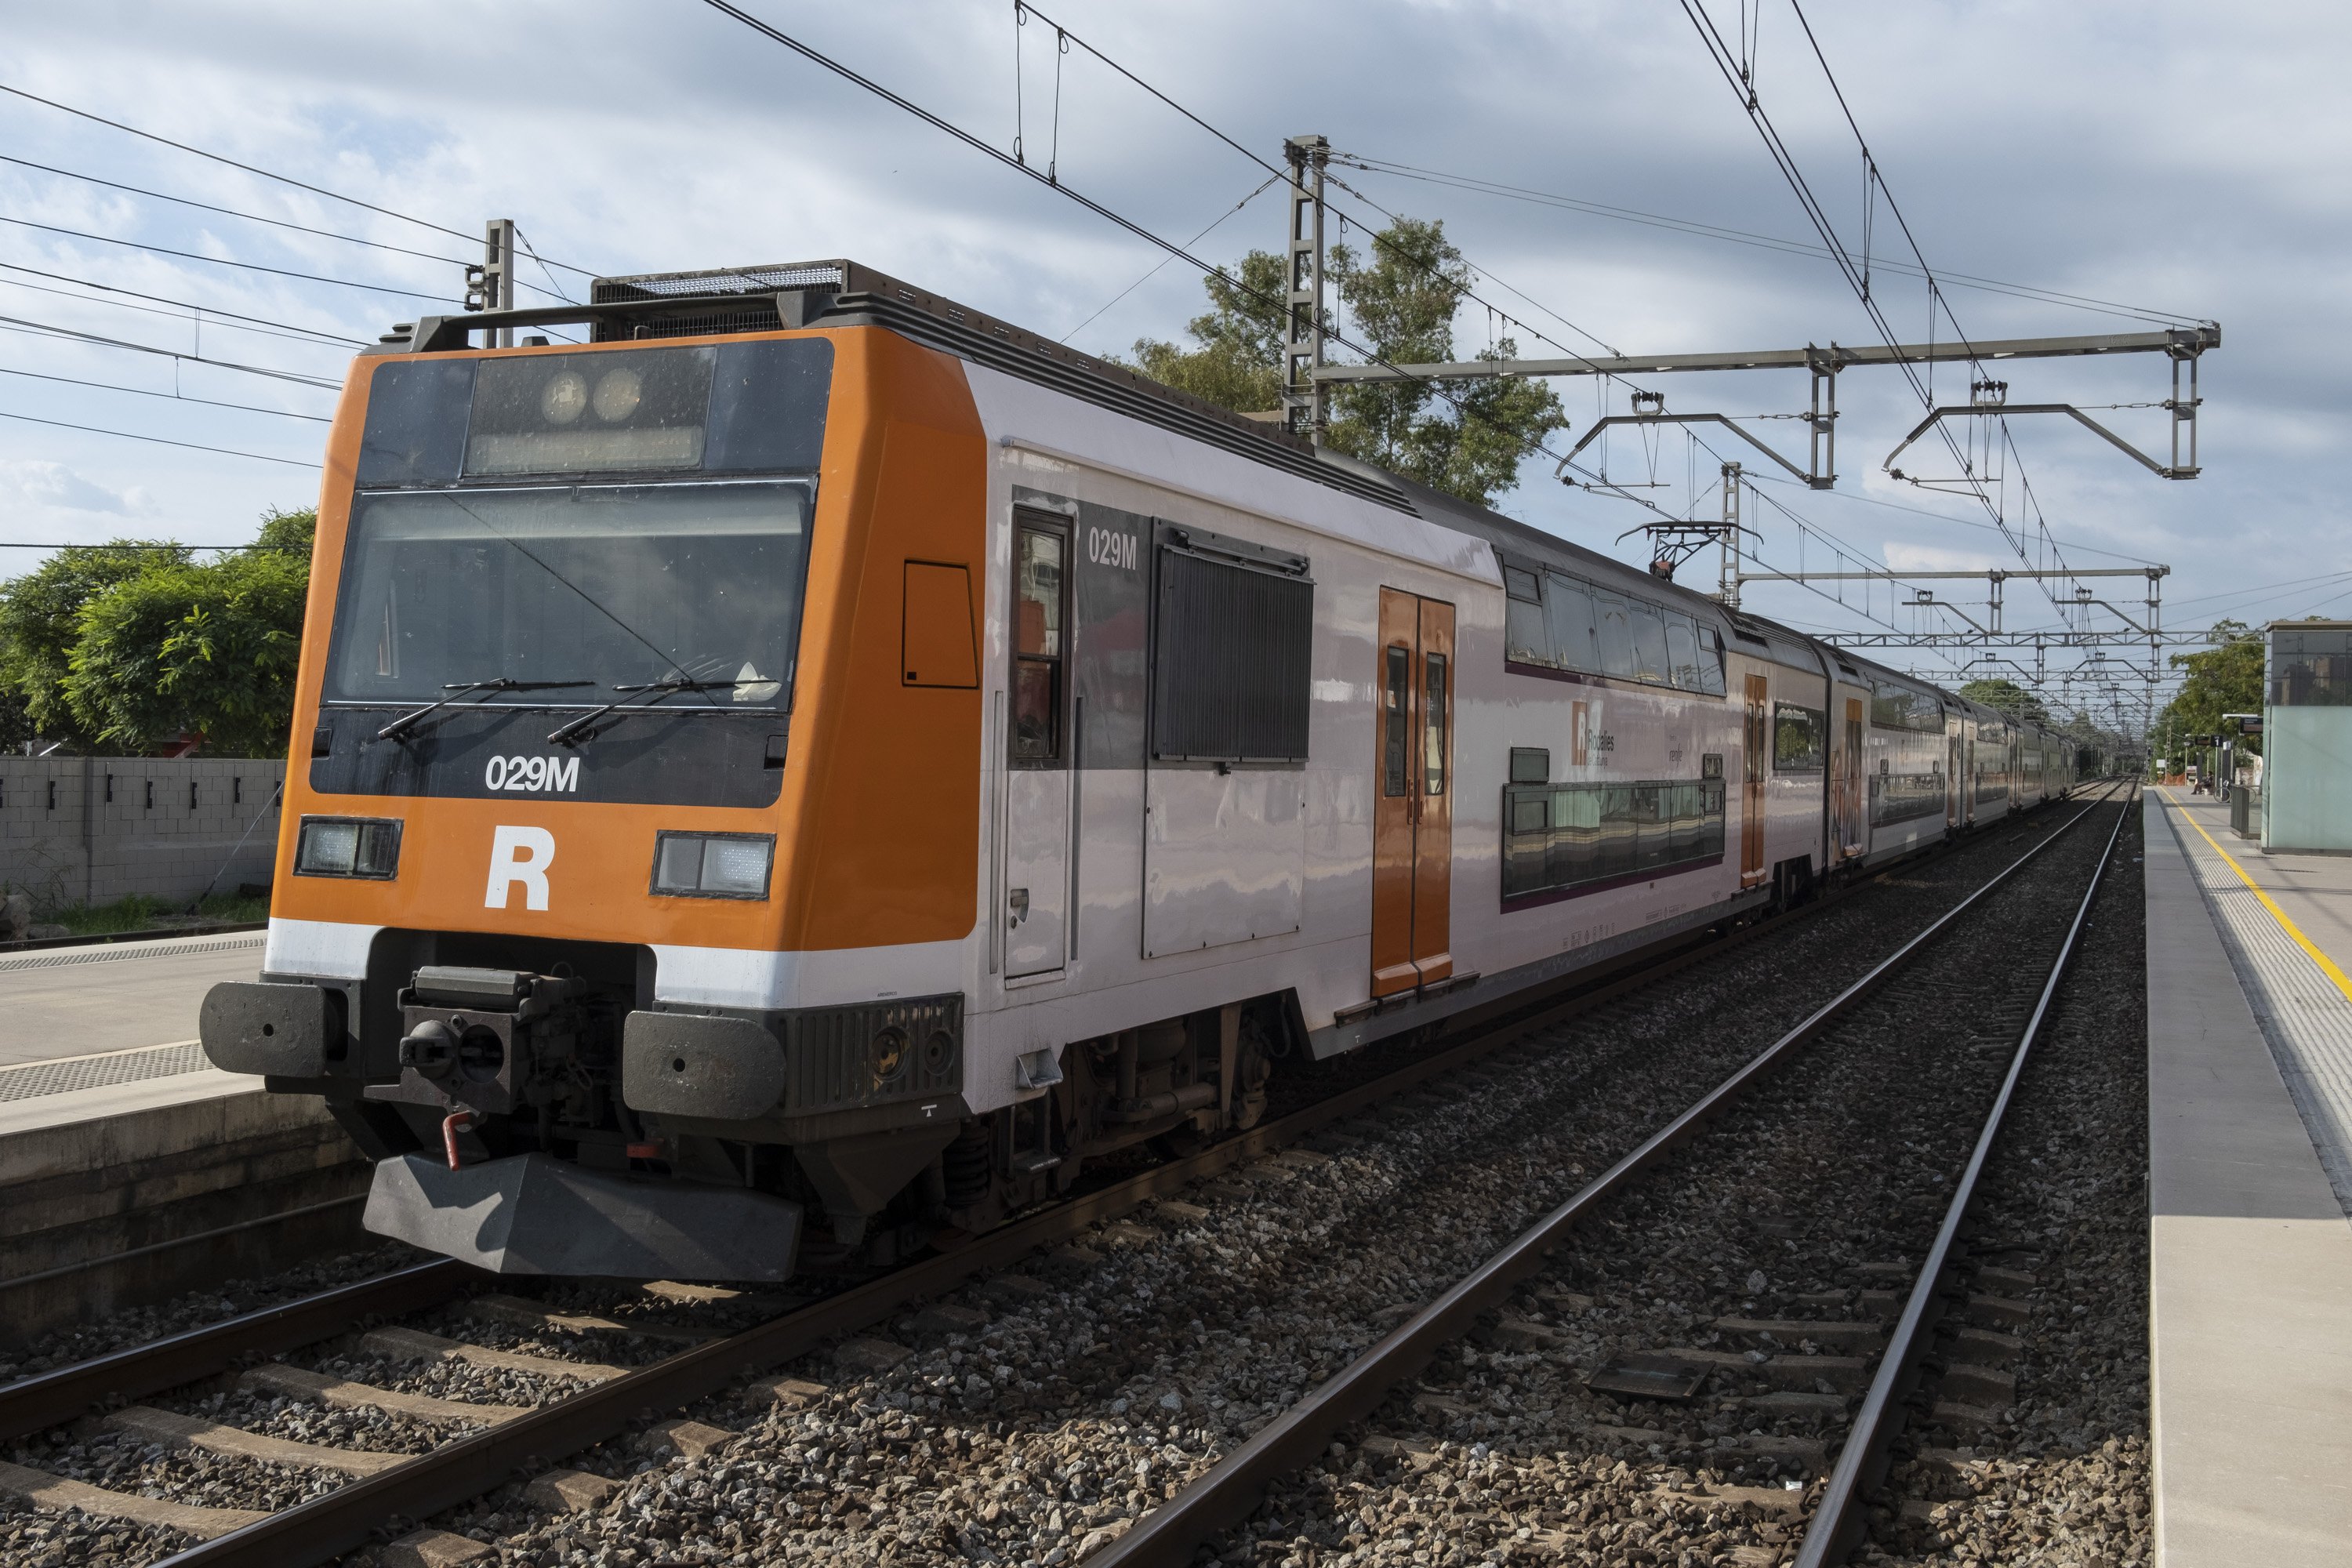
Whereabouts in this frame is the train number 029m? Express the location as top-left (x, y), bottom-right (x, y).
top-left (1087, 527), bottom-right (1138, 572)
top-left (485, 755), bottom-right (581, 793)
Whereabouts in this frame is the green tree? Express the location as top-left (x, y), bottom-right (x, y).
top-left (1129, 216), bottom-right (1566, 508)
top-left (0, 681), bottom-right (29, 752)
top-left (1957, 677), bottom-right (2049, 724)
top-left (2156, 619), bottom-right (2265, 759)
top-left (1130, 249), bottom-right (1285, 413)
top-left (0, 540), bottom-right (191, 747)
top-left (0, 509), bottom-right (314, 755)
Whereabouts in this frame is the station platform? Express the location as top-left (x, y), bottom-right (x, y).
top-left (0, 930), bottom-right (262, 1133)
top-left (2146, 789), bottom-right (2352, 1565)
top-left (0, 927), bottom-right (369, 1347)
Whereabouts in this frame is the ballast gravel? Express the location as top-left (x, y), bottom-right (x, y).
top-left (1, 803), bottom-right (2130, 1568)
top-left (1203, 795), bottom-right (2128, 1568)
top-left (314, 809), bottom-right (2101, 1568)
top-left (1866, 805), bottom-right (2151, 1567)
top-left (0, 1243), bottom-right (423, 1385)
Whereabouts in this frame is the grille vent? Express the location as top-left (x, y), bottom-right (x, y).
top-left (779, 993), bottom-right (962, 1114)
top-left (588, 263), bottom-right (848, 343)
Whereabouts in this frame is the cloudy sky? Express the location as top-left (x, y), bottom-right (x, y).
top-left (1, 1), bottom-right (2340, 730)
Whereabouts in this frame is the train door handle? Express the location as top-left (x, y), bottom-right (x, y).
top-left (1007, 887), bottom-right (1029, 928)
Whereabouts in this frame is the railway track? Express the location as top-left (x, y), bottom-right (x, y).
top-left (0, 789), bottom-right (2121, 1568)
top-left (1095, 782), bottom-right (2135, 1568)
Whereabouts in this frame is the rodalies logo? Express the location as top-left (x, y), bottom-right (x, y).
top-left (486, 755), bottom-right (580, 793)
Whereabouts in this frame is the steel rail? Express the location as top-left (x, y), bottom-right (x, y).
top-left (1792, 782), bottom-right (2136, 1566)
top-left (0, 797), bottom-right (1958, 1453)
top-left (136, 800), bottom-right (2082, 1568)
top-left (0, 1259), bottom-right (471, 1443)
top-left (137, 890), bottom-right (1838, 1566)
top-left (1090, 782), bottom-right (2122, 1568)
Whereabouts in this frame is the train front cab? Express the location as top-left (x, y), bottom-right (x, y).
top-left (199, 321), bottom-right (1002, 1279)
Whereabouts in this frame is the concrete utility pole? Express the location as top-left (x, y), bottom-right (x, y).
top-left (468, 219), bottom-right (517, 347)
top-left (1719, 462), bottom-right (1743, 609)
top-left (1281, 136), bottom-right (1328, 442)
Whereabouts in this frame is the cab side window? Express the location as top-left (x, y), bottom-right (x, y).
top-left (1011, 519), bottom-right (1066, 764)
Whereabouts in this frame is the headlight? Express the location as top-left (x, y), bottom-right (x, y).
top-left (652, 832), bottom-right (774, 899)
top-left (296, 816), bottom-right (402, 879)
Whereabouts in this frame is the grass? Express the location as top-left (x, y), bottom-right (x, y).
top-left (45, 891), bottom-right (271, 938)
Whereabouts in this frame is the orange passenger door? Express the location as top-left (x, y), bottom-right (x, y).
top-left (1371, 589), bottom-right (1454, 997)
top-left (1740, 673), bottom-right (1768, 887)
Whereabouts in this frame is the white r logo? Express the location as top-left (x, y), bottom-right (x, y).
top-left (485, 825), bottom-right (555, 911)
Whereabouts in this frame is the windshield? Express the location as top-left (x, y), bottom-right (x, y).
top-left (323, 481), bottom-right (811, 711)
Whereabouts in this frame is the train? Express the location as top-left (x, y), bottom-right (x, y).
top-left (198, 260), bottom-right (2079, 1282)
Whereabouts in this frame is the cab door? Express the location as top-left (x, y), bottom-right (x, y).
top-left (1001, 510), bottom-right (1070, 977)
top-left (1371, 589), bottom-right (1454, 997)
top-left (1740, 673), bottom-right (1769, 887)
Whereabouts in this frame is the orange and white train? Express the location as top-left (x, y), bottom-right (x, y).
top-left (199, 260), bottom-right (2078, 1280)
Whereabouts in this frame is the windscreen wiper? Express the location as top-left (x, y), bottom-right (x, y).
top-left (546, 677), bottom-right (739, 747)
top-left (376, 677), bottom-right (596, 742)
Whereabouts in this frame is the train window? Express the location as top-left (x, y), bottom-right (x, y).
top-left (1871, 681), bottom-right (1941, 732)
top-left (358, 359), bottom-right (475, 486)
top-left (1383, 647), bottom-right (1411, 796)
top-left (1664, 615), bottom-right (1702, 689)
top-left (706, 339), bottom-right (832, 472)
top-left (1544, 574), bottom-right (1597, 673)
top-left (1504, 567), bottom-right (1548, 665)
top-left (1501, 773), bottom-right (1728, 902)
top-left (1773, 703), bottom-right (1827, 772)
top-left (1424, 653), bottom-right (1448, 797)
top-left (1150, 546), bottom-right (1314, 762)
top-left (1509, 746), bottom-right (1548, 784)
top-left (1698, 628), bottom-right (1726, 695)
top-left (1592, 593), bottom-right (1638, 680)
top-left (468, 347), bottom-right (715, 476)
top-left (1629, 602), bottom-right (1671, 684)
top-left (325, 481), bottom-right (811, 714)
top-left (1011, 522), bottom-right (1066, 764)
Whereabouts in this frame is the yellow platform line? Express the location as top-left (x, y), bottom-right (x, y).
top-left (2159, 788), bottom-right (2352, 1007)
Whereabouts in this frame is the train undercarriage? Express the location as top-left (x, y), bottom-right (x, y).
top-left (203, 932), bottom-right (1298, 1281)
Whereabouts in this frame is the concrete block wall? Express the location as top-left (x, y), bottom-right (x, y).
top-left (0, 757), bottom-right (287, 911)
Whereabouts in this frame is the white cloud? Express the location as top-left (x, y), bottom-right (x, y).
top-left (1882, 542), bottom-right (2001, 575)
top-left (0, 0), bottom-right (2342, 731)
top-left (0, 458), bottom-right (149, 514)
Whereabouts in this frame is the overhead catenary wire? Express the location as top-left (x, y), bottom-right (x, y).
top-left (1745, 471), bottom-right (2161, 566)
top-left (699, 0), bottom-right (2134, 704)
top-left (1059, 173), bottom-right (1282, 343)
top-left (1008, 1), bottom-right (1641, 391)
top-left (0, 151), bottom-right (572, 304)
top-left (0, 408), bottom-right (320, 466)
top-left (0, 313), bottom-right (346, 389)
top-left (0, 212), bottom-right (466, 303)
top-left (0, 365), bottom-right (332, 421)
top-left (694, 0), bottom-right (1594, 489)
top-left (994, 0), bottom-right (2109, 672)
top-left (1331, 154), bottom-right (2205, 328)
top-left (0, 80), bottom-right (597, 278)
top-left (0, 261), bottom-right (367, 347)
top-left (1676, 0), bottom-right (2099, 646)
